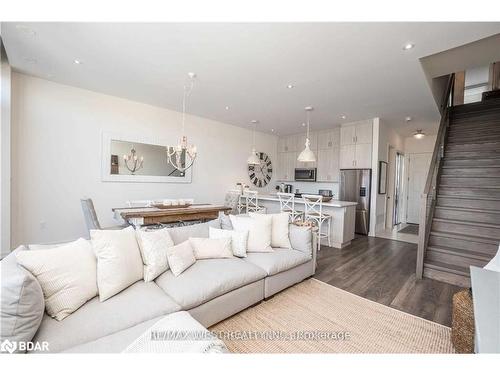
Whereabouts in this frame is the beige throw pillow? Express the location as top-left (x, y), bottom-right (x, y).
top-left (136, 227), bottom-right (174, 282)
top-left (229, 215), bottom-right (273, 252)
top-left (209, 227), bottom-right (249, 257)
top-left (189, 237), bottom-right (233, 260)
top-left (16, 238), bottom-right (97, 321)
top-left (91, 227), bottom-right (143, 301)
top-left (250, 212), bottom-right (292, 249)
top-left (166, 240), bottom-right (196, 277)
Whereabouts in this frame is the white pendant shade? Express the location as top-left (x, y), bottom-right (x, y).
top-left (247, 148), bottom-right (261, 165)
top-left (297, 138), bottom-right (316, 162)
top-left (298, 106), bottom-right (316, 163)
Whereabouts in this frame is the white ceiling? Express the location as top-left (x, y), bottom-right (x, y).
top-left (2, 22), bottom-right (500, 137)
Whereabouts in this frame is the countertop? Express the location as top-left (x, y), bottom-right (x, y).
top-left (258, 194), bottom-right (358, 208)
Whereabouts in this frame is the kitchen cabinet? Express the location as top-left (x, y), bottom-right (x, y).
top-left (278, 135), bottom-right (300, 153)
top-left (277, 151), bottom-right (296, 181)
top-left (339, 121), bottom-right (373, 169)
top-left (317, 147), bottom-right (340, 182)
top-left (317, 128), bottom-right (340, 149)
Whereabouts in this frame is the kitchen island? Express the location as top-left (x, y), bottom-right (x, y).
top-left (257, 194), bottom-right (358, 248)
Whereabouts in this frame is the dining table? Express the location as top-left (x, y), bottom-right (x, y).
top-left (112, 203), bottom-right (232, 228)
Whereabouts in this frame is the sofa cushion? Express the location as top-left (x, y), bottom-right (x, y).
top-left (244, 248), bottom-right (311, 276)
top-left (1, 248), bottom-right (45, 352)
top-left (288, 224), bottom-right (313, 256)
top-left (167, 219), bottom-right (221, 245)
top-left (31, 280), bottom-right (181, 353)
top-left (155, 258), bottom-right (266, 310)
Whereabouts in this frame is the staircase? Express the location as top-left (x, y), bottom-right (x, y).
top-left (422, 97), bottom-right (500, 287)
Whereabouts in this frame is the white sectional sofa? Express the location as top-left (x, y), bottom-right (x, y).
top-left (1, 217), bottom-right (316, 353)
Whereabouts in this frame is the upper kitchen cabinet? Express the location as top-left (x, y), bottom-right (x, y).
top-left (317, 128), bottom-right (340, 150)
top-left (317, 147), bottom-right (340, 182)
top-left (339, 120), bottom-right (373, 169)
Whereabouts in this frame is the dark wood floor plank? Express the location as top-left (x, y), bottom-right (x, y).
top-left (315, 236), bottom-right (462, 327)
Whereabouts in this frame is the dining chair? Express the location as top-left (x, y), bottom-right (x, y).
top-left (302, 194), bottom-right (332, 251)
top-left (277, 192), bottom-right (303, 222)
top-left (224, 190), bottom-right (241, 214)
top-left (80, 198), bottom-right (127, 237)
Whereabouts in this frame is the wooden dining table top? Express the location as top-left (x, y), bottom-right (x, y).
top-left (112, 204), bottom-right (231, 219)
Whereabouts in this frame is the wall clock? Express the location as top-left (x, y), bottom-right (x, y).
top-left (248, 152), bottom-right (272, 187)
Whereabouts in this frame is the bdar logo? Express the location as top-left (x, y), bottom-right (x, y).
top-left (1, 339), bottom-right (17, 354)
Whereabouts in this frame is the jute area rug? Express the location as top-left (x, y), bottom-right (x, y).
top-left (210, 279), bottom-right (455, 353)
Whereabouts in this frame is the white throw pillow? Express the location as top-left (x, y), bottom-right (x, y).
top-left (166, 240), bottom-right (196, 277)
top-left (16, 238), bottom-right (97, 321)
top-left (209, 227), bottom-right (249, 257)
top-left (91, 226), bottom-right (143, 301)
top-left (136, 228), bottom-right (174, 282)
top-left (189, 237), bottom-right (233, 260)
top-left (250, 212), bottom-right (292, 249)
top-left (229, 215), bottom-right (273, 252)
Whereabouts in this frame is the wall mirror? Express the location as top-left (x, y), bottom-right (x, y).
top-left (101, 132), bottom-right (192, 183)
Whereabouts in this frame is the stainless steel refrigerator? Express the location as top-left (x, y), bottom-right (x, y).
top-left (339, 169), bottom-right (371, 235)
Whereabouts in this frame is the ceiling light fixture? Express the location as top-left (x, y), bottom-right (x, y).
top-left (341, 115), bottom-right (347, 120)
top-left (413, 129), bottom-right (425, 139)
top-left (247, 120), bottom-right (261, 165)
top-left (297, 106), bottom-right (316, 163)
top-left (403, 43), bottom-right (415, 50)
top-left (166, 72), bottom-right (198, 173)
top-left (73, 59), bottom-right (82, 65)
top-left (225, 106), bottom-right (230, 110)
top-left (405, 116), bottom-right (412, 122)
top-left (287, 84), bottom-right (294, 89)
top-left (271, 129), bottom-right (275, 132)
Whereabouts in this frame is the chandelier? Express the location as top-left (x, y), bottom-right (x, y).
top-left (167, 72), bottom-right (198, 172)
top-left (123, 146), bottom-right (144, 174)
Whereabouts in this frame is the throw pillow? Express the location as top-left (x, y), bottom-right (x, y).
top-left (166, 240), bottom-right (196, 276)
top-left (91, 226), bottom-right (143, 301)
top-left (1, 247), bottom-right (45, 351)
top-left (250, 212), bottom-right (292, 249)
top-left (136, 227), bottom-right (174, 282)
top-left (219, 213), bottom-right (234, 230)
top-left (189, 237), bottom-right (233, 260)
top-left (209, 227), bottom-right (248, 257)
top-left (229, 214), bottom-right (273, 252)
top-left (15, 239), bottom-right (98, 321)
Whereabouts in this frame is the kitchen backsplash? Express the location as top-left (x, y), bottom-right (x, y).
top-left (274, 182), bottom-right (339, 198)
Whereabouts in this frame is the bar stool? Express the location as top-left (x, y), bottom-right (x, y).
top-left (302, 194), bottom-right (332, 251)
top-left (239, 190), bottom-right (266, 214)
top-left (277, 192), bottom-right (303, 222)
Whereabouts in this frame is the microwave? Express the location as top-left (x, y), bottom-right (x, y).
top-left (294, 168), bottom-right (317, 182)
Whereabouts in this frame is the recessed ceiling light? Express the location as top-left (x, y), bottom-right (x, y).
top-left (405, 116), bottom-right (412, 122)
top-left (73, 59), bottom-right (83, 65)
top-left (251, 120), bottom-right (259, 124)
top-left (302, 123), bottom-right (306, 127)
top-left (271, 129), bottom-right (275, 132)
top-left (341, 115), bottom-right (347, 120)
top-left (225, 106), bottom-right (230, 110)
top-left (287, 84), bottom-right (294, 89)
top-left (403, 43), bottom-right (415, 50)
top-left (413, 129), bottom-right (425, 139)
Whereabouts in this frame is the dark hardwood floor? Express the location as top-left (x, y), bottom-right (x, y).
top-left (314, 236), bottom-right (462, 327)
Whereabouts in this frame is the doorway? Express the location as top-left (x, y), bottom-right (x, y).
top-left (385, 147), bottom-right (405, 230)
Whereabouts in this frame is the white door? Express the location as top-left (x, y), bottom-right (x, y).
top-left (406, 153), bottom-right (432, 224)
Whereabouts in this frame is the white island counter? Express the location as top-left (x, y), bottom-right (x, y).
top-left (257, 194), bottom-right (358, 249)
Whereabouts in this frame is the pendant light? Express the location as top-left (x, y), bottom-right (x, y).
top-left (413, 129), bottom-right (425, 139)
top-left (297, 106), bottom-right (316, 163)
top-left (247, 120), bottom-right (261, 165)
top-left (166, 72), bottom-right (198, 172)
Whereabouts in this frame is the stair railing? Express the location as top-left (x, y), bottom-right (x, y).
top-left (416, 73), bottom-right (455, 279)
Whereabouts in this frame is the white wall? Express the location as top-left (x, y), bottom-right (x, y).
top-left (404, 135), bottom-right (437, 154)
top-left (11, 74), bottom-right (278, 246)
top-left (1, 41), bottom-right (12, 258)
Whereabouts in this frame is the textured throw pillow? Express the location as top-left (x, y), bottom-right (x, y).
top-left (229, 215), bottom-right (273, 252)
top-left (16, 239), bottom-right (98, 321)
top-left (1, 247), bottom-right (45, 351)
top-left (189, 237), bottom-right (233, 260)
top-left (166, 240), bottom-right (196, 277)
top-left (219, 213), bottom-right (234, 230)
top-left (209, 227), bottom-right (249, 257)
top-left (136, 227), bottom-right (174, 282)
top-left (91, 226), bottom-right (143, 301)
top-left (250, 212), bottom-right (292, 249)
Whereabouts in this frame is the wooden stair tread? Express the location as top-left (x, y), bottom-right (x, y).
top-left (437, 194), bottom-right (500, 202)
top-left (435, 205), bottom-right (500, 214)
top-left (433, 217), bottom-right (500, 229)
top-left (429, 230), bottom-right (499, 245)
top-left (426, 245), bottom-right (492, 262)
top-left (423, 261), bottom-right (469, 276)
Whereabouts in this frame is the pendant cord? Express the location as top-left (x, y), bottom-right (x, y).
top-left (306, 110), bottom-right (310, 139)
top-left (182, 78), bottom-right (195, 135)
